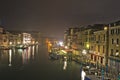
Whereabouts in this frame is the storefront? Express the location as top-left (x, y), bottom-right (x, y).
top-left (90, 53), bottom-right (104, 68)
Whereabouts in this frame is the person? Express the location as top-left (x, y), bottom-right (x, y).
top-left (81, 69), bottom-right (86, 80)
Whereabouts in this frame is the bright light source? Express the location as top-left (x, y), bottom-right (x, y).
top-left (17, 41), bottom-right (20, 44)
top-left (65, 46), bottom-right (68, 49)
top-left (104, 27), bottom-right (107, 30)
top-left (116, 52), bottom-right (119, 56)
top-left (9, 42), bottom-right (12, 45)
top-left (82, 49), bottom-right (87, 55)
top-left (59, 41), bottom-right (64, 46)
top-left (86, 43), bottom-right (89, 49)
top-left (81, 70), bottom-right (86, 80)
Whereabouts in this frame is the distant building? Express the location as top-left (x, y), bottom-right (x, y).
top-left (64, 27), bottom-right (80, 49)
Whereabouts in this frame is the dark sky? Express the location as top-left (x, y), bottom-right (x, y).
top-left (0, 0), bottom-right (120, 39)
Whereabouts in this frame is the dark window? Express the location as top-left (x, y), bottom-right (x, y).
top-left (110, 30), bottom-right (112, 34)
top-left (118, 28), bottom-right (120, 34)
top-left (111, 29), bottom-right (114, 34)
top-left (98, 45), bottom-right (100, 52)
top-left (101, 57), bottom-right (103, 64)
top-left (104, 34), bottom-right (105, 41)
top-left (98, 35), bottom-right (100, 41)
top-left (111, 49), bottom-right (113, 56)
top-left (117, 38), bottom-right (119, 44)
top-left (112, 39), bottom-right (114, 44)
top-left (116, 29), bottom-right (119, 34)
top-left (116, 50), bottom-right (119, 52)
top-left (103, 45), bottom-right (104, 53)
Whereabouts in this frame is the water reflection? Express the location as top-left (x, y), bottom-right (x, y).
top-left (63, 58), bottom-right (67, 70)
top-left (0, 46), bottom-right (36, 68)
top-left (32, 46), bottom-right (35, 59)
top-left (63, 60), bottom-right (67, 70)
top-left (22, 46), bottom-right (35, 64)
top-left (8, 49), bottom-right (12, 67)
top-left (35, 45), bottom-right (39, 54)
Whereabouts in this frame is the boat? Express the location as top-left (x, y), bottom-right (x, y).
top-left (49, 52), bottom-right (59, 60)
top-left (15, 44), bottom-right (28, 49)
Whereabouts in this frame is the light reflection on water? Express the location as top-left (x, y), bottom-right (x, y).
top-left (0, 46), bottom-right (36, 68)
top-left (0, 45), bottom-right (81, 80)
top-left (63, 60), bottom-right (67, 70)
top-left (8, 49), bottom-right (12, 67)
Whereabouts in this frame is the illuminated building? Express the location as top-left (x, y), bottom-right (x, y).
top-left (108, 22), bottom-right (120, 76)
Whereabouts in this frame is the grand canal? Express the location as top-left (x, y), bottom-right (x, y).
top-left (0, 43), bottom-right (81, 80)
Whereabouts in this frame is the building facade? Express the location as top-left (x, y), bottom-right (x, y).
top-left (108, 25), bottom-right (120, 77)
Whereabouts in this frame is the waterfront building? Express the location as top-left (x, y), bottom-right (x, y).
top-left (1, 31), bottom-right (9, 48)
top-left (21, 33), bottom-right (32, 45)
top-left (0, 27), bottom-right (4, 48)
top-left (108, 24), bottom-right (120, 77)
top-left (92, 29), bottom-right (106, 67)
top-left (8, 33), bottom-right (21, 47)
top-left (64, 27), bottom-right (80, 49)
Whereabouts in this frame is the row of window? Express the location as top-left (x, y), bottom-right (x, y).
top-left (111, 38), bottom-right (119, 44)
top-left (111, 28), bottom-right (120, 35)
top-left (111, 49), bottom-right (119, 56)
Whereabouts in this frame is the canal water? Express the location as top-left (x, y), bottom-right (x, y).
top-left (0, 44), bottom-right (81, 80)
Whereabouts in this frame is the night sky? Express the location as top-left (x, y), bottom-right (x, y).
top-left (0, 0), bottom-right (120, 39)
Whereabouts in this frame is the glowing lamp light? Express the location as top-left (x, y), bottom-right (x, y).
top-left (86, 44), bottom-right (90, 49)
top-left (65, 46), bottom-right (68, 49)
top-left (104, 27), bottom-right (107, 30)
top-left (59, 41), bottom-right (63, 46)
top-left (82, 49), bottom-right (87, 55)
top-left (17, 41), bottom-right (20, 44)
top-left (116, 52), bottom-right (119, 56)
top-left (9, 42), bottom-right (12, 45)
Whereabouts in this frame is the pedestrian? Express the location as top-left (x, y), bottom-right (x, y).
top-left (81, 68), bottom-right (86, 80)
